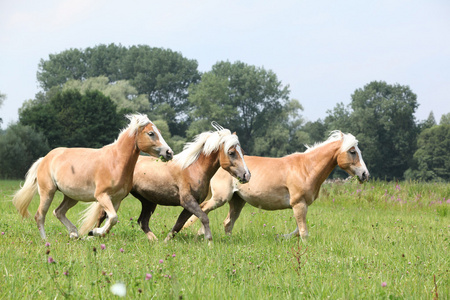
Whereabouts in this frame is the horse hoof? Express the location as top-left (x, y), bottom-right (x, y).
top-left (69, 232), bottom-right (79, 239)
top-left (88, 231), bottom-right (94, 236)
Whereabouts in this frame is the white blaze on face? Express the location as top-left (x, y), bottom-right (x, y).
top-left (355, 145), bottom-right (368, 171)
top-left (152, 124), bottom-right (169, 148)
top-left (236, 145), bottom-right (250, 174)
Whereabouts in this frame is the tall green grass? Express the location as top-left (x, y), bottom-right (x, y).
top-left (0, 180), bottom-right (448, 299)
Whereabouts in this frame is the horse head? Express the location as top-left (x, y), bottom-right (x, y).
top-left (131, 115), bottom-right (173, 161)
top-left (336, 134), bottom-right (369, 182)
top-left (209, 122), bottom-right (250, 183)
top-left (219, 140), bottom-right (251, 184)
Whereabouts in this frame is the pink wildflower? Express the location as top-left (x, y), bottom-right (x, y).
top-left (145, 273), bottom-right (152, 280)
top-left (381, 282), bottom-right (387, 287)
top-left (100, 244), bottom-right (106, 250)
top-left (47, 256), bottom-right (55, 263)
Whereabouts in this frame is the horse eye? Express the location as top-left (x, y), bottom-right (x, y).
top-left (147, 132), bottom-right (155, 137)
top-left (349, 150), bottom-right (356, 155)
top-left (228, 151), bottom-right (236, 157)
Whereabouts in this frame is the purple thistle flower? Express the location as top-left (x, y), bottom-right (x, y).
top-left (1, 232), bottom-right (4, 235)
top-left (45, 242), bottom-right (51, 247)
top-left (100, 244), bottom-right (106, 250)
top-left (63, 271), bottom-right (68, 276)
top-left (159, 259), bottom-right (164, 263)
top-left (172, 254), bottom-right (176, 258)
top-left (119, 248), bottom-right (124, 253)
top-left (145, 273), bottom-right (152, 280)
top-left (47, 256), bottom-right (55, 263)
top-left (381, 282), bottom-right (387, 287)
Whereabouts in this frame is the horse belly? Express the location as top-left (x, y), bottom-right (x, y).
top-left (57, 183), bottom-right (96, 202)
top-left (237, 188), bottom-right (291, 210)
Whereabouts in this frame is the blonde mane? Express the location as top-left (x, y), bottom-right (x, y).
top-left (175, 128), bottom-right (240, 170)
top-left (305, 130), bottom-right (358, 153)
top-left (119, 113), bottom-right (152, 138)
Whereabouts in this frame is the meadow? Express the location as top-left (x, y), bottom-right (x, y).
top-left (0, 179), bottom-right (448, 299)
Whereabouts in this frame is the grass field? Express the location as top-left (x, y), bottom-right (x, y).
top-left (0, 179), bottom-right (449, 299)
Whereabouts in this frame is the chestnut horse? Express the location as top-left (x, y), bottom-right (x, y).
top-left (85, 123), bottom-right (251, 241)
top-left (183, 130), bottom-right (369, 238)
top-left (12, 114), bottom-right (173, 239)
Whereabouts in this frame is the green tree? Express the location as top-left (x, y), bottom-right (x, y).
top-left (37, 44), bottom-right (201, 136)
top-left (302, 119), bottom-right (327, 145)
top-left (19, 90), bottom-right (123, 148)
top-left (63, 76), bottom-right (149, 114)
top-left (0, 124), bottom-right (50, 179)
top-left (0, 92), bottom-right (5, 125)
top-left (418, 111), bottom-right (437, 131)
top-left (440, 113), bottom-right (450, 125)
top-left (188, 61), bottom-right (294, 155)
top-left (404, 125), bottom-right (450, 181)
top-left (325, 81), bottom-right (419, 180)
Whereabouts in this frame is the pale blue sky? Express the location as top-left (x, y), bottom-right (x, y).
top-left (1, 0), bottom-right (449, 129)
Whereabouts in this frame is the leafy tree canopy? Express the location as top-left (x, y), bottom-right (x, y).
top-left (37, 44), bottom-right (201, 135)
top-left (187, 61), bottom-right (300, 155)
top-left (0, 92), bottom-right (5, 125)
top-left (440, 113), bottom-right (450, 125)
top-left (63, 76), bottom-right (149, 114)
top-left (404, 125), bottom-right (450, 181)
top-left (19, 89), bottom-right (123, 149)
top-left (0, 124), bottom-right (50, 179)
top-left (325, 81), bottom-right (419, 180)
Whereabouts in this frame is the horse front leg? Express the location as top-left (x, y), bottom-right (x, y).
top-left (286, 200), bottom-right (309, 239)
top-left (166, 195), bottom-right (213, 242)
top-left (91, 194), bottom-right (119, 237)
top-left (53, 195), bottom-right (79, 239)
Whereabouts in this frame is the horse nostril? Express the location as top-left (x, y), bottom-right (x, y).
top-left (166, 149), bottom-right (173, 159)
top-left (244, 172), bottom-right (251, 182)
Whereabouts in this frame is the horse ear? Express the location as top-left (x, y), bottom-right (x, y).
top-left (232, 132), bottom-right (237, 135)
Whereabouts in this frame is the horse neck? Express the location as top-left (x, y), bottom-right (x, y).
top-left (111, 129), bottom-right (140, 174)
top-left (188, 149), bottom-right (221, 181)
top-left (302, 140), bottom-right (342, 187)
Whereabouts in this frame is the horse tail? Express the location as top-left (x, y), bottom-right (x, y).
top-left (79, 202), bottom-right (103, 235)
top-left (12, 158), bottom-right (43, 218)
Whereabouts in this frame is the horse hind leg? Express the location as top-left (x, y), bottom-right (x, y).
top-left (53, 195), bottom-right (79, 239)
top-left (223, 195), bottom-right (246, 235)
top-left (35, 188), bottom-right (56, 240)
top-left (134, 192), bottom-right (158, 241)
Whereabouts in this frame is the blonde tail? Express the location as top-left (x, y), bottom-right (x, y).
top-left (12, 158), bottom-right (43, 218)
top-left (79, 202), bottom-right (103, 235)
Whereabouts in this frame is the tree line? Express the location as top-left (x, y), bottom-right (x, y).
top-left (0, 43), bottom-right (449, 181)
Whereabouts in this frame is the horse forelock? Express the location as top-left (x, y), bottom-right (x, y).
top-left (175, 129), bottom-right (238, 169)
top-left (121, 113), bottom-right (151, 137)
top-left (305, 130), bottom-right (358, 153)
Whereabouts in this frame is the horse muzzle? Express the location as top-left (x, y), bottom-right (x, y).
top-left (238, 171), bottom-right (251, 184)
top-left (159, 148), bottom-right (174, 161)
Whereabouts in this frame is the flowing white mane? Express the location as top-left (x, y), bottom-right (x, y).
top-left (120, 113), bottom-right (152, 137)
top-left (175, 126), bottom-right (240, 170)
top-left (305, 130), bottom-right (358, 153)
